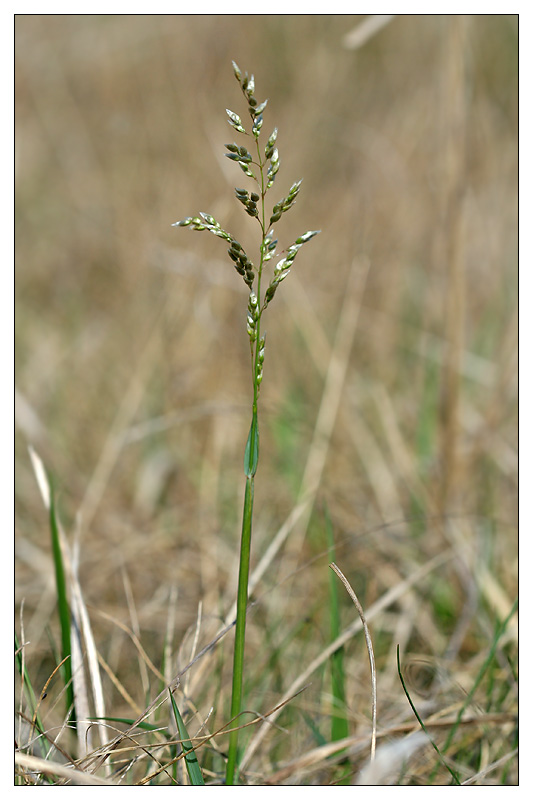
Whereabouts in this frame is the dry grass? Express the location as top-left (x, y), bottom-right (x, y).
top-left (15, 14), bottom-right (517, 785)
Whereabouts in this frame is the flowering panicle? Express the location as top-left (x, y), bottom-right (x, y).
top-left (173, 60), bottom-right (319, 350)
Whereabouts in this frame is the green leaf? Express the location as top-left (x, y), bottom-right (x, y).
top-left (244, 413), bottom-right (259, 477)
top-left (49, 482), bottom-right (74, 719)
top-left (90, 715), bottom-right (164, 732)
top-left (168, 690), bottom-right (205, 786)
top-left (397, 646), bottom-right (461, 785)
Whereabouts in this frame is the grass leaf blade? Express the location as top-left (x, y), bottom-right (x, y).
top-left (49, 483), bottom-right (74, 718)
top-left (168, 690), bottom-right (205, 785)
top-left (244, 412), bottom-right (259, 477)
top-left (396, 645), bottom-right (460, 785)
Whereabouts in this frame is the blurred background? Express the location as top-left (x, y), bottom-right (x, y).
top-left (15, 15), bottom-right (517, 783)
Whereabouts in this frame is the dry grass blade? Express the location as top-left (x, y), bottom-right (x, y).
top-left (92, 606), bottom-right (167, 684)
top-left (343, 14), bottom-right (395, 50)
top-left (96, 650), bottom-right (143, 717)
top-left (69, 529), bottom-right (110, 752)
top-left (15, 752), bottom-right (116, 786)
top-left (460, 748), bottom-right (518, 786)
top-left (329, 562), bottom-right (377, 762)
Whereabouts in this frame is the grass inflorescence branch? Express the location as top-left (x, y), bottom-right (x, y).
top-left (173, 61), bottom-right (319, 785)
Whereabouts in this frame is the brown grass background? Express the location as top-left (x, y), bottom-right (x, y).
top-left (15, 15), bottom-right (517, 784)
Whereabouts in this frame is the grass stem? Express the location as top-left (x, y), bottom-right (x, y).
top-left (226, 474), bottom-right (255, 784)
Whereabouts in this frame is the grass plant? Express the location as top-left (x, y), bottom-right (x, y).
top-left (173, 61), bottom-right (319, 784)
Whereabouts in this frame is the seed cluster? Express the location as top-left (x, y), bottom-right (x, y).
top-left (173, 61), bottom-right (320, 360)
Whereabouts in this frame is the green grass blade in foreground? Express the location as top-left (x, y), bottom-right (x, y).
top-left (49, 483), bottom-right (75, 720)
top-left (90, 716), bottom-right (164, 732)
top-left (169, 690), bottom-right (205, 785)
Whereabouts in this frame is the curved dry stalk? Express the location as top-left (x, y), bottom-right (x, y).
top-left (241, 550), bottom-right (451, 771)
top-left (329, 562), bottom-right (377, 762)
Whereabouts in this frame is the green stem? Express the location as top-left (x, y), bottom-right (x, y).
top-left (226, 473), bottom-right (254, 785)
top-left (225, 135), bottom-right (267, 787)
